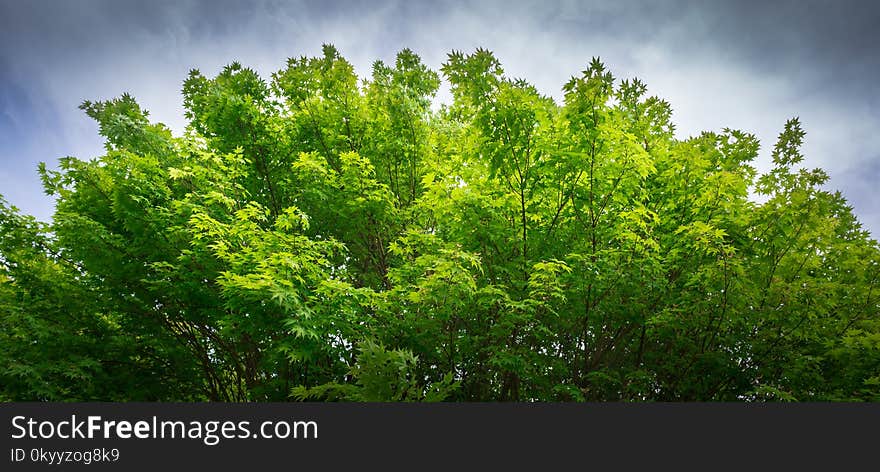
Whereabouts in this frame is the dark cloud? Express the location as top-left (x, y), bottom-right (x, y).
top-left (691, 1), bottom-right (879, 107)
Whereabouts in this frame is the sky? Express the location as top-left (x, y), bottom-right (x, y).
top-left (1, 0), bottom-right (878, 236)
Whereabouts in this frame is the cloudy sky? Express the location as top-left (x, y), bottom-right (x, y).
top-left (1, 0), bottom-right (878, 236)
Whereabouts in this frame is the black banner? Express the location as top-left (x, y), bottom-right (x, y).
top-left (2, 403), bottom-right (876, 470)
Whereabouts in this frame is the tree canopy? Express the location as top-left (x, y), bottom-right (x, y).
top-left (2, 46), bottom-right (878, 401)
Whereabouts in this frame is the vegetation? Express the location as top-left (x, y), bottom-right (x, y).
top-left (2, 46), bottom-right (878, 401)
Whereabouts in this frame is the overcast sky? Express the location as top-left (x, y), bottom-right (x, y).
top-left (1, 0), bottom-right (878, 236)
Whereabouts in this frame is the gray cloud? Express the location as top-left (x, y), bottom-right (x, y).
top-left (1, 0), bottom-right (877, 236)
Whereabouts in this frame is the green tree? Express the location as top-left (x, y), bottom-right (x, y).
top-left (1, 46), bottom-right (877, 401)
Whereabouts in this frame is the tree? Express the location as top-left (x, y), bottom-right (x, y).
top-left (1, 46), bottom-right (877, 401)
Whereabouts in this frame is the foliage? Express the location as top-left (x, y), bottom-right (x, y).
top-left (290, 340), bottom-right (458, 401)
top-left (2, 46), bottom-right (878, 401)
